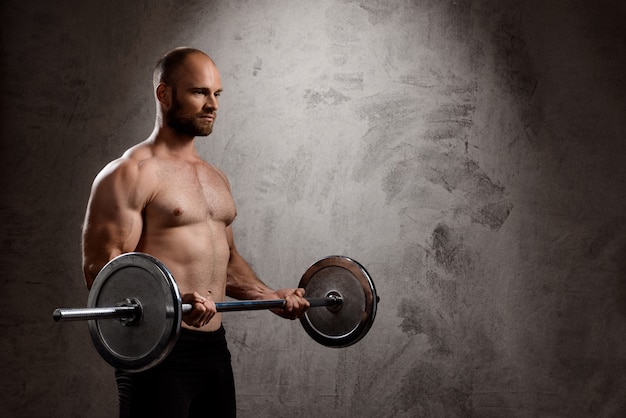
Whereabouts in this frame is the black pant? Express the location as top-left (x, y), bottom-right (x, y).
top-left (116, 326), bottom-right (236, 417)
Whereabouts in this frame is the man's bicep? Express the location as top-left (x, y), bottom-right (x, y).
top-left (81, 167), bottom-right (145, 287)
top-left (82, 208), bottom-right (143, 278)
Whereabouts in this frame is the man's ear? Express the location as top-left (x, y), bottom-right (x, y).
top-left (156, 83), bottom-right (172, 108)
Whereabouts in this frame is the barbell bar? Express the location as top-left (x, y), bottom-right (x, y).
top-left (53, 295), bottom-right (343, 322)
top-left (53, 252), bottom-right (378, 372)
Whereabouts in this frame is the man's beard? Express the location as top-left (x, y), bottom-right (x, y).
top-left (166, 97), bottom-right (215, 137)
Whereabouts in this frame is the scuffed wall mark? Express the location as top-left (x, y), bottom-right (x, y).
top-left (256, 146), bottom-right (313, 206)
top-left (360, 93), bottom-right (421, 125)
top-left (396, 73), bottom-right (438, 88)
top-left (443, 82), bottom-right (479, 97)
top-left (352, 93), bottom-right (421, 182)
top-left (491, 10), bottom-right (542, 137)
top-left (423, 102), bottom-right (475, 145)
top-left (261, 208), bottom-right (278, 243)
top-left (395, 362), bottom-right (443, 415)
top-left (439, 0), bottom-right (474, 43)
top-left (430, 223), bottom-right (474, 277)
top-left (381, 155), bottom-right (418, 203)
top-left (252, 57), bottom-right (262, 76)
top-left (424, 103), bottom-right (475, 127)
top-left (281, 146), bottom-right (313, 204)
top-left (377, 145), bottom-right (513, 229)
top-left (493, 14), bottom-right (536, 98)
top-left (471, 200), bottom-right (513, 230)
top-left (427, 157), bottom-right (512, 230)
top-left (423, 125), bottom-right (466, 142)
top-left (467, 159), bottom-right (504, 196)
top-left (228, 327), bottom-right (253, 352)
top-left (423, 76), bottom-right (476, 149)
top-left (462, 160), bottom-right (513, 230)
top-left (584, 217), bottom-right (626, 262)
top-left (389, 361), bottom-right (472, 417)
top-left (304, 87), bottom-right (350, 108)
top-left (398, 298), bottom-right (450, 356)
top-left (398, 298), bottom-right (424, 335)
top-left (432, 223), bottom-right (460, 270)
top-left (354, 1), bottom-right (401, 26)
top-left (333, 72), bottom-right (364, 91)
top-left (425, 269), bottom-right (460, 308)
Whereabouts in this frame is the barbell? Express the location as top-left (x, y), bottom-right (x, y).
top-left (53, 252), bottom-right (379, 372)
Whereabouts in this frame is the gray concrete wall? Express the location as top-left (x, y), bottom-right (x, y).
top-left (1, 0), bottom-right (625, 417)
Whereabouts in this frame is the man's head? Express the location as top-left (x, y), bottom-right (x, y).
top-left (154, 47), bottom-right (222, 137)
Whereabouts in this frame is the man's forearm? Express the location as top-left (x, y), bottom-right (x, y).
top-left (225, 250), bottom-right (277, 300)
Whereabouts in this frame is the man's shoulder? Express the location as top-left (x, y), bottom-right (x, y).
top-left (122, 140), bottom-right (157, 163)
top-left (94, 143), bottom-right (158, 186)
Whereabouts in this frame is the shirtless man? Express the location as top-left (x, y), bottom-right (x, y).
top-left (81, 47), bottom-right (309, 418)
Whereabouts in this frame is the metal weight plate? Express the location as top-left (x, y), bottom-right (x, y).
top-left (87, 253), bottom-right (183, 372)
top-left (298, 256), bottom-right (378, 347)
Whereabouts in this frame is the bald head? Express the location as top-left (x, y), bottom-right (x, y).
top-left (153, 47), bottom-right (216, 89)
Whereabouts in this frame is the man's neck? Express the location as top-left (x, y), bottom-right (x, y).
top-left (149, 124), bottom-right (199, 160)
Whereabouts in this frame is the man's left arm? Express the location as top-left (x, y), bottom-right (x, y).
top-left (224, 225), bottom-right (309, 319)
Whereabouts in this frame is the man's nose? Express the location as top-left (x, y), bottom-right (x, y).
top-left (204, 95), bottom-right (218, 111)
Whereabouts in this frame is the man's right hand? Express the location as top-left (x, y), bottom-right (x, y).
top-left (181, 292), bottom-right (217, 328)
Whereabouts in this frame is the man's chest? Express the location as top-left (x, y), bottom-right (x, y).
top-left (145, 162), bottom-right (237, 227)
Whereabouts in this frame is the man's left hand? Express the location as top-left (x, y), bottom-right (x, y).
top-left (272, 288), bottom-right (310, 320)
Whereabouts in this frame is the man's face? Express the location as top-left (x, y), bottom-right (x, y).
top-left (166, 87), bottom-right (216, 137)
top-left (164, 54), bottom-right (222, 137)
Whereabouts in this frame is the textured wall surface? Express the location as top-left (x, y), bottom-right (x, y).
top-left (1, 0), bottom-right (625, 417)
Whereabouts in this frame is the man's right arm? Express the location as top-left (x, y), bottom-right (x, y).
top-left (81, 159), bottom-right (148, 289)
